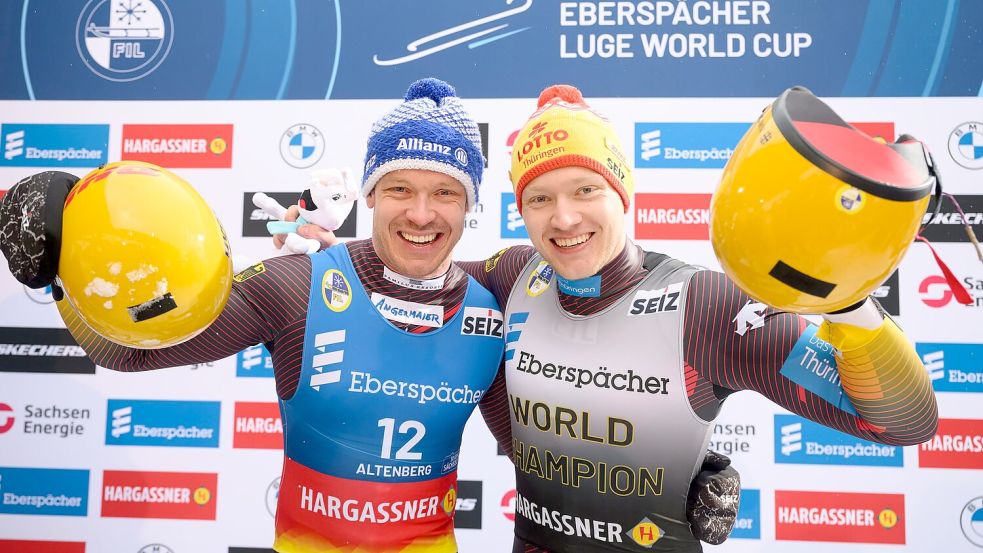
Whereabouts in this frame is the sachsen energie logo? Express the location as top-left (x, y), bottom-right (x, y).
top-left (634, 123), bottom-right (748, 169)
top-left (634, 194), bottom-right (711, 240)
top-left (774, 415), bottom-right (901, 467)
top-left (106, 399), bottom-right (220, 448)
top-left (233, 402), bottom-right (283, 450)
top-left (917, 343), bottom-right (983, 393)
top-left (121, 124), bottom-right (233, 168)
top-left (0, 124), bottom-right (108, 168)
top-left (775, 490), bottom-right (905, 544)
top-left (101, 470), bottom-right (217, 520)
top-left (918, 418), bottom-right (983, 469)
top-left (0, 467), bottom-right (89, 516)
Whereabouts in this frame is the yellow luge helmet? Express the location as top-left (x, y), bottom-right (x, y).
top-left (59, 161), bottom-right (232, 348)
top-left (710, 87), bottom-right (935, 314)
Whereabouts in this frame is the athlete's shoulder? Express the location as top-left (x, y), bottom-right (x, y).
top-left (233, 254), bottom-right (313, 286)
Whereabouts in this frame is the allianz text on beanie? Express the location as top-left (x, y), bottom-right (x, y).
top-left (362, 78), bottom-right (484, 208)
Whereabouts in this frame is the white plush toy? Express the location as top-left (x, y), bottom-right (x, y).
top-left (252, 168), bottom-right (358, 254)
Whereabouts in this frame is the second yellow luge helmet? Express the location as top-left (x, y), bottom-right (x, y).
top-left (58, 161), bottom-right (233, 348)
top-left (710, 87), bottom-right (936, 314)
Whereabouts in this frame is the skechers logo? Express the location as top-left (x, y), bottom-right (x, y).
top-left (628, 283), bottom-right (682, 316)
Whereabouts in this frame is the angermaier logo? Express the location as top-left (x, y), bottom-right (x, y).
top-left (0, 467), bottom-right (89, 517)
top-left (774, 415), bottom-right (901, 467)
top-left (371, 293), bottom-right (444, 327)
top-left (634, 123), bottom-right (749, 169)
top-left (916, 343), bottom-right (983, 393)
top-left (105, 399), bottom-right (220, 447)
top-left (76, 0), bottom-right (174, 82)
top-left (0, 124), bottom-right (109, 168)
top-left (373, 0), bottom-right (533, 66)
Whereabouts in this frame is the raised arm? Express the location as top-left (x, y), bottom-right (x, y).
top-left (685, 269), bottom-right (937, 446)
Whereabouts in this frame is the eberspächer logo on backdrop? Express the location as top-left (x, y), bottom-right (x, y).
top-left (634, 193), bottom-right (712, 240)
top-left (0, 467), bottom-right (89, 516)
top-left (101, 470), bottom-right (217, 520)
top-left (916, 343), bottom-right (983, 393)
top-left (280, 124), bottom-right (325, 168)
top-left (500, 192), bottom-right (527, 239)
top-left (949, 122), bottom-right (983, 170)
top-left (105, 399), bottom-right (220, 447)
top-left (236, 343), bottom-right (274, 377)
top-left (121, 124), bottom-right (233, 168)
top-left (634, 123), bottom-right (749, 169)
top-left (731, 489), bottom-right (760, 539)
top-left (242, 192), bottom-right (358, 238)
top-left (0, 328), bottom-right (94, 374)
top-left (0, 124), bottom-right (108, 168)
top-left (774, 415), bottom-right (902, 467)
top-left (75, 0), bottom-right (174, 82)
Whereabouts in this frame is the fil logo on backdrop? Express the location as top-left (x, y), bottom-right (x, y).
top-left (75, 0), bottom-right (174, 82)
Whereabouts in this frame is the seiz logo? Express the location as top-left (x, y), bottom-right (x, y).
top-left (105, 400), bottom-right (220, 448)
top-left (628, 283), bottom-right (682, 316)
top-left (634, 123), bottom-right (748, 169)
top-left (0, 467), bottom-right (89, 517)
top-left (919, 275), bottom-right (982, 308)
top-left (634, 193), bottom-right (712, 240)
top-left (237, 344), bottom-right (274, 378)
top-left (775, 490), bottom-right (905, 544)
top-left (916, 343), bottom-right (983, 393)
top-left (101, 470), bottom-right (217, 520)
top-left (774, 415), bottom-right (901, 467)
top-left (500, 192), bottom-right (528, 239)
top-left (121, 124), bottom-right (233, 168)
top-left (0, 540), bottom-right (85, 553)
top-left (461, 307), bottom-right (504, 338)
top-left (918, 418), bottom-right (983, 469)
top-left (233, 402), bottom-right (283, 450)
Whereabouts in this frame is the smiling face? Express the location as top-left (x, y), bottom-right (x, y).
top-left (366, 169), bottom-right (468, 279)
top-left (520, 166), bottom-right (627, 280)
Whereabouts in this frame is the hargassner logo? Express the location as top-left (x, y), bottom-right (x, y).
top-left (775, 491), bottom-right (905, 544)
top-left (101, 470), bottom-right (217, 520)
top-left (500, 192), bottom-right (528, 239)
top-left (237, 344), bottom-right (274, 378)
top-left (774, 415), bottom-right (902, 467)
top-left (634, 193), bottom-right (712, 240)
top-left (0, 540), bottom-right (85, 553)
top-left (121, 124), bottom-right (232, 168)
top-left (919, 418), bottom-right (983, 469)
top-left (309, 330), bottom-right (346, 391)
top-left (105, 400), bottom-right (220, 448)
top-left (634, 123), bottom-right (749, 169)
top-left (233, 402), bottom-right (283, 450)
top-left (917, 343), bottom-right (983, 393)
top-left (0, 467), bottom-right (89, 516)
top-left (0, 124), bottom-right (109, 167)
top-left (76, 0), bottom-right (174, 82)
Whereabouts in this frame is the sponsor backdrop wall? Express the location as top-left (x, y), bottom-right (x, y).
top-left (1, 1), bottom-right (982, 552)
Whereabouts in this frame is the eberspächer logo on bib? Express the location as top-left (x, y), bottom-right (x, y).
top-left (76, 0), bottom-right (174, 82)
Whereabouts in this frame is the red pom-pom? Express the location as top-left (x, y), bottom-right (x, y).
top-left (537, 85), bottom-right (585, 108)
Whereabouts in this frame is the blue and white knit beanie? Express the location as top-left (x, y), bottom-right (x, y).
top-left (362, 78), bottom-right (484, 208)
